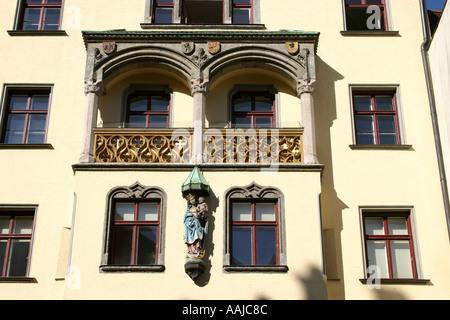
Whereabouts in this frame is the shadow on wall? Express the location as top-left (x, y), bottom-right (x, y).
top-left (314, 55), bottom-right (348, 299)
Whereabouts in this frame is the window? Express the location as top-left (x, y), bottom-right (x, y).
top-left (111, 201), bottom-right (160, 266)
top-left (153, 0), bottom-right (175, 24)
top-left (232, 93), bottom-right (275, 129)
top-left (101, 183), bottom-right (166, 271)
top-left (1, 89), bottom-right (50, 144)
top-left (224, 182), bottom-right (287, 271)
top-left (352, 92), bottom-right (400, 145)
top-left (19, 0), bottom-right (63, 31)
top-left (232, 0), bottom-right (252, 24)
top-left (0, 211), bottom-right (35, 278)
top-left (126, 92), bottom-right (170, 128)
top-left (145, 0), bottom-right (260, 25)
top-left (231, 201), bottom-right (278, 266)
top-left (362, 211), bottom-right (418, 279)
top-left (344, 0), bottom-right (388, 31)
top-left (182, 0), bottom-right (224, 24)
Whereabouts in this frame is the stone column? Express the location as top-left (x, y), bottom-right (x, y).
top-left (297, 78), bottom-right (319, 164)
top-left (190, 79), bottom-right (209, 165)
top-left (79, 79), bottom-right (104, 163)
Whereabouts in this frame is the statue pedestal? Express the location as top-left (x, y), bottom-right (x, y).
top-left (185, 258), bottom-right (205, 280)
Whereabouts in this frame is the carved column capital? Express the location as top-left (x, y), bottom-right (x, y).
top-left (190, 78), bottom-right (209, 96)
top-left (297, 78), bottom-right (316, 96)
top-left (84, 79), bottom-right (104, 96)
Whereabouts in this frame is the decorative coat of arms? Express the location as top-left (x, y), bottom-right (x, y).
top-left (207, 42), bottom-right (221, 55)
top-left (286, 41), bottom-right (299, 55)
top-left (102, 41), bottom-right (116, 55)
top-left (181, 42), bottom-right (195, 55)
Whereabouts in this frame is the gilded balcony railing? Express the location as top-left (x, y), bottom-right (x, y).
top-left (93, 128), bottom-right (303, 164)
top-left (204, 128), bottom-right (304, 164)
top-left (94, 129), bottom-right (192, 163)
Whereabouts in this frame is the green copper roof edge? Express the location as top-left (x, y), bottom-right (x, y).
top-left (181, 166), bottom-right (210, 196)
top-left (81, 29), bottom-right (320, 38)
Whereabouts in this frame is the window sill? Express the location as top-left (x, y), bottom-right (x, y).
top-left (224, 265), bottom-right (289, 272)
top-left (0, 143), bottom-right (54, 149)
top-left (0, 277), bottom-right (37, 283)
top-left (7, 30), bottom-right (68, 37)
top-left (359, 278), bottom-right (431, 285)
top-left (350, 144), bottom-right (412, 150)
top-left (140, 23), bottom-right (266, 30)
top-left (340, 30), bottom-right (400, 37)
top-left (99, 265), bottom-right (165, 272)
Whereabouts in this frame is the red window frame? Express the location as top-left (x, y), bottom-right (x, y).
top-left (110, 201), bottom-right (161, 266)
top-left (1, 91), bottom-right (50, 144)
top-left (20, 0), bottom-right (63, 31)
top-left (0, 212), bottom-right (35, 278)
top-left (230, 200), bottom-right (280, 266)
top-left (363, 212), bottom-right (418, 279)
top-left (232, 0), bottom-right (253, 24)
top-left (126, 92), bottom-right (171, 128)
top-left (353, 92), bottom-right (400, 145)
top-left (153, 0), bottom-right (175, 24)
top-left (344, 0), bottom-right (388, 31)
top-left (232, 93), bottom-right (275, 129)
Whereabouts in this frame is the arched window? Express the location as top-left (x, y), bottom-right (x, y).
top-left (100, 182), bottom-right (166, 272)
top-left (223, 182), bottom-right (287, 272)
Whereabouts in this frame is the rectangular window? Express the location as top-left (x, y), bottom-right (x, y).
top-left (362, 211), bottom-right (417, 279)
top-left (1, 90), bottom-right (50, 144)
top-left (230, 201), bottom-right (279, 266)
top-left (232, 0), bottom-right (252, 24)
top-left (126, 92), bottom-right (170, 128)
top-left (111, 201), bottom-right (160, 266)
top-left (232, 93), bottom-right (275, 129)
top-left (19, 0), bottom-right (63, 31)
top-left (344, 0), bottom-right (388, 31)
top-left (352, 92), bottom-right (400, 145)
top-left (153, 0), bottom-right (175, 24)
top-left (182, 0), bottom-right (224, 24)
top-left (0, 211), bottom-right (35, 277)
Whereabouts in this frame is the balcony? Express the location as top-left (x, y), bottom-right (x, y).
top-left (93, 128), bottom-right (304, 165)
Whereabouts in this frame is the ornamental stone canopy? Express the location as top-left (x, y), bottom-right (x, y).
top-left (82, 29), bottom-right (319, 90)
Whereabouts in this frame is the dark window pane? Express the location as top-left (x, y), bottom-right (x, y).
top-left (354, 96), bottom-right (372, 111)
top-left (233, 0), bottom-right (251, 4)
top-left (233, 8), bottom-right (251, 24)
top-left (366, 0), bottom-right (383, 4)
top-left (46, 0), bottom-right (62, 3)
top-left (155, 7), bottom-right (173, 24)
top-left (356, 115), bottom-right (375, 144)
top-left (27, 0), bottom-right (44, 3)
top-left (0, 240), bottom-right (6, 275)
top-left (10, 96), bottom-right (28, 110)
top-left (375, 96), bottom-right (393, 111)
top-left (136, 226), bottom-right (157, 265)
top-left (256, 227), bottom-right (276, 265)
top-left (7, 239), bottom-right (30, 277)
top-left (128, 115), bottom-right (147, 128)
top-left (129, 96), bottom-right (148, 112)
top-left (5, 114), bottom-right (26, 144)
top-left (254, 96), bottom-right (273, 112)
top-left (112, 226), bottom-right (133, 265)
top-left (31, 95), bottom-right (49, 110)
top-left (13, 217), bottom-right (33, 234)
top-left (23, 8), bottom-right (41, 30)
top-left (156, 0), bottom-right (173, 3)
top-left (149, 116), bottom-right (168, 128)
top-left (254, 117), bottom-right (272, 128)
top-left (233, 97), bottom-right (252, 112)
top-left (43, 8), bottom-right (60, 30)
top-left (345, 0), bottom-right (362, 4)
top-left (232, 226), bottom-right (252, 265)
top-left (234, 118), bottom-right (252, 128)
top-left (150, 96), bottom-right (169, 111)
top-left (346, 6), bottom-right (385, 30)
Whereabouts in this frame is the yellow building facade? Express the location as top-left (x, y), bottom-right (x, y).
top-left (0, 0), bottom-right (449, 301)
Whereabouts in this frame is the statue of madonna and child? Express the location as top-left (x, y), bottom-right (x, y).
top-left (183, 193), bottom-right (208, 259)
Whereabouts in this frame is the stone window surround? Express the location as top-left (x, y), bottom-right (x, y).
top-left (99, 182), bottom-right (167, 272)
top-left (223, 181), bottom-right (288, 272)
top-left (143, 0), bottom-right (261, 26)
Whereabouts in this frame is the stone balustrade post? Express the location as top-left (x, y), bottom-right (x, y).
top-left (190, 79), bottom-right (209, 165)
top-left (79, 79), bottom-right (104, 163)
top-left (297, 78), bottom-right (319, 164)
